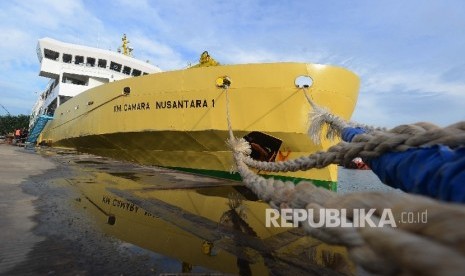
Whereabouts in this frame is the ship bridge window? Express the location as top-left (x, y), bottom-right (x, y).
top-left (122, 66), bottom-right (131, 75)
top-left (44, 48), bottom-right (59, 61)
top-left (62, 73), bottom-right (89, 86)
top-left (62, 53), bottom-right (72, 63)
top-left (86, 57), bottom-right (96, 67)
top-left (110, 61), bottom-right (122, 72)
top-left (131, 69), bottom-right (141, 76)
top-left (75, 55), bottom-right (84, 65)
top-left (98, 59), bottom-right (107, 68)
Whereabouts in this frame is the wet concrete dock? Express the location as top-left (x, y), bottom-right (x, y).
top-left (0, 144), bottom-right (163, 275)
top-left (0, 144), bottom-right (54, 273)
top-left (0, 143), bottom-right (361, 275)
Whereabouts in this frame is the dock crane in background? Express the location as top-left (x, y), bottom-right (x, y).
top-left (0, 104), bottom-right (11, 116)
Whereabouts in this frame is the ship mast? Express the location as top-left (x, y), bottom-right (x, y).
top-left (119, 34), bottom-right (133, 57)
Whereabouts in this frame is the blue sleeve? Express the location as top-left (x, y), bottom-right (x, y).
top-left (341, 127), bottom-right (366, 142)
top-left (368, 146), bottom-right (465, 203)
top-left (341, 127), bottom-right (465, 203)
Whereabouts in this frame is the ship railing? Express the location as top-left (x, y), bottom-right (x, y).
top-left (43, 82), bottom-right (61, 108)
top-left (41, 79), bottom-right (59, 104)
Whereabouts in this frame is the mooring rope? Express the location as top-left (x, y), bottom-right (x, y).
top-left (241, 119), bottom-right (465, 171)
top-left (238, 89), bottom-right (465, 171)
top-left (224, 87), bottom-right (465, 275)
top-left (303, 88), bottom-right (385, 143)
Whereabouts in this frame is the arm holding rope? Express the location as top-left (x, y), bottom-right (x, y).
top-left (342, 127), bottom-right (465, 203)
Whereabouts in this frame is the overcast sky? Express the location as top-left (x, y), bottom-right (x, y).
top-left (1, 0), bottom-right (464, 128)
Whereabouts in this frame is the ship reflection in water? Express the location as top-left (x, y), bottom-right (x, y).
top-left (69, 156), bottom-right (355, 275)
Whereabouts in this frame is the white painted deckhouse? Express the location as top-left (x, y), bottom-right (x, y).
top-left (31, 35), bottom-right (161, 128)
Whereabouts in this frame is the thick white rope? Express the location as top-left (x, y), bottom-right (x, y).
top-left (237, 89), bottom-right (465, 173)
top-left (303, 88), bottom-right (385, 144)
top-left (224, 88), bottom-right (465, 274)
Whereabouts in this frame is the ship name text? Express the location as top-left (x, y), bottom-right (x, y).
top-left (113, 99), bottom-right (215, 113)
top-left (155, 99), bottom-right (215, 109)
top-left (114, 102), bottom-right (150, 112)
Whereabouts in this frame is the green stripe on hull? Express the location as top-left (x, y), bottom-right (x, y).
top-left (168, 166), bottom-right (337, 191)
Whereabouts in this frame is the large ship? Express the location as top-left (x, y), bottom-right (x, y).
top-left (29, 35), bottom-right (360, 190)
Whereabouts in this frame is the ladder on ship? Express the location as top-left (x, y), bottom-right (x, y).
top-left (26, 115), bottom-right (53, 145)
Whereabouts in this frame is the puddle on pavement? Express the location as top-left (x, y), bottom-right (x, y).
top-left (54, 151), bottom-right (355, 275)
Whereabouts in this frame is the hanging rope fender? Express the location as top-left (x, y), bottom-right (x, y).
top-left (223, 87), bottom-right (465, 275)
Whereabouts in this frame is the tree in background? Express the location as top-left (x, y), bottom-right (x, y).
top-left (0, 115), bottom-right (30, 135)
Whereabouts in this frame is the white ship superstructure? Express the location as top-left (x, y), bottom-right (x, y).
top-left (30, 35), bottom-right (161, 129)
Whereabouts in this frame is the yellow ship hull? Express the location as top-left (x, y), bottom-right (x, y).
top-left (39, 62), bottom-right (359, 190)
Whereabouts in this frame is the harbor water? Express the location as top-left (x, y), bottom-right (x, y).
top-left (0, 144), bottom-right (399, 275)
top-left (338, 167), bottom-right (398, 194)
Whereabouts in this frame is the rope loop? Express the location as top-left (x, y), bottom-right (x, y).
top-left (223, 87), bottom-right (465, 274)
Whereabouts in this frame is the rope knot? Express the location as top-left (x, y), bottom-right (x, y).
top-left (227, 137), bottom-right (252, 156)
